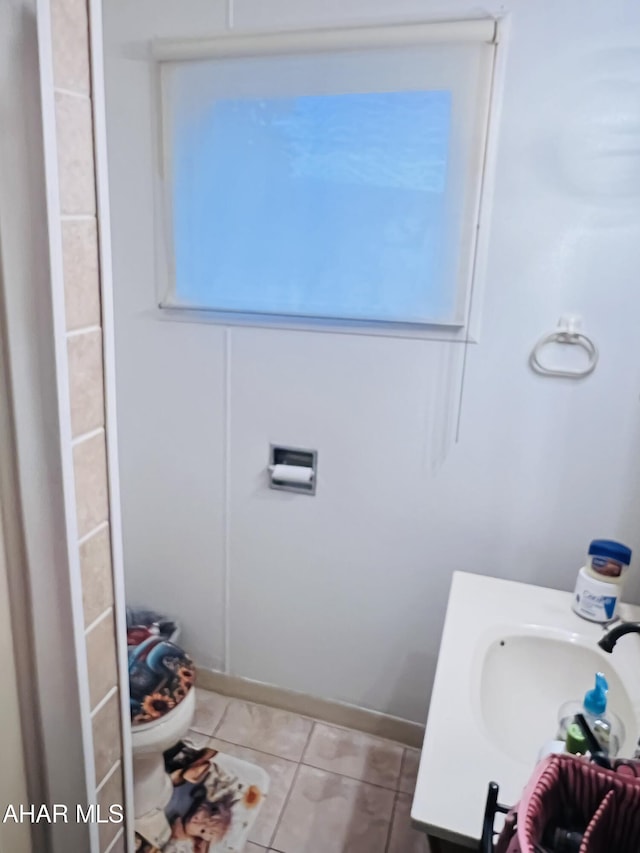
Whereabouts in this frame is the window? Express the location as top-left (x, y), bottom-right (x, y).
top-left (156, 21), bottom-right (497, 330)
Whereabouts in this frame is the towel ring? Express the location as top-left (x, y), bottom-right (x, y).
top-left (529, 322), bottom-right (599, 379)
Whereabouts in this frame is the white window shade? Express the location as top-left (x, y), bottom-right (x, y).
top-left (155, 22), bottom-right (497, 329)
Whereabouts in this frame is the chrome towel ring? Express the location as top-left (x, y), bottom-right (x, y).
top-left (529, 316), bottom-right (599, 379)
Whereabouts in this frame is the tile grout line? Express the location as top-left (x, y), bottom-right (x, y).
top-left (54, 85), bottom-right (91, 101)
top-left (200, 733), bottom-right (301, 768)
top-left (71, 425), bottom-right (104, 447)
top-left (299, 719), bottom-right (316, 766)
top-left (95, 759), bottom-right (121, 794)
top-left (398, 747), bottom-right (409, 792)
top-left (67, 324), bottom-right (102, 338)
top-left (267, 757), bottom-right (303, 849)
top-left (60, 213), bottom-right (96, 222)
top-left (90, 684), bottom-right (118, 719)
top-left (384, 790), bottom-right (401, 853)
top-left (211, 693), bottom-right (232, 738)
top-left (102, 828), bottom-right (124, 853)
top-left (61, 207), bottom-right (98, 219)
top-left (204, 732), bottom-right (314, 769)
top-left (84, 605), bottom-right (113, 637)
top-left (267, 721), bottom-right (317, 849)
top-left (297, 758), bottom-right (404, 794)
top-left (78, 519), bottom-right (109, 546)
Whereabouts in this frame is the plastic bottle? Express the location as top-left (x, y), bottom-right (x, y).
top-left (557, 673), bottom-right (624, 757)
top-left (564, 722), bottom-right (588, 756)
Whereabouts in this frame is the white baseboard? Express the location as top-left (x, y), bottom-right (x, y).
top-left (196, 668), bottom-right (425, 748)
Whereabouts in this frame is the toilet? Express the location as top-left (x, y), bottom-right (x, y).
top-left (128, 629), bottom-right (197, 844)
top-left (131, 685), bottom-right (196, 817)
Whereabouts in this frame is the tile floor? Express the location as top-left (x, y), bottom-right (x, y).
top-left (187, 687), bottom-right (430, 853)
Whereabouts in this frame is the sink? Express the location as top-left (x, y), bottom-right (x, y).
top-left (477, 628), bottom-right (636, 765)
top-left (413, 573), bottom-right (640, 846)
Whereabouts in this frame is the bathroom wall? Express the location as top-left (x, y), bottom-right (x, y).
top-left (104, 0), bottom-right (640, 724)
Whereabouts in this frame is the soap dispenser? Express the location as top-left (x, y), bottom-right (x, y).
top-left (557, 673), bottom-right (624, 757)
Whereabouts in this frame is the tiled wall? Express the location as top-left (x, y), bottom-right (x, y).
top-left (49, 0), bottom-right (125, 850)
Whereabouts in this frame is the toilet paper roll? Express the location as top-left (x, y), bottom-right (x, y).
top-left (270, 464), bottom-right (313, 484)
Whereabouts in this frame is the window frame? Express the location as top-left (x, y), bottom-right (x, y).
top-left (151, 19), bottom-right (504, 343)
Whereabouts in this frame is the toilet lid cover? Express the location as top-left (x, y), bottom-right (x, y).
top-left (129, 636), bottom-right (194, 725)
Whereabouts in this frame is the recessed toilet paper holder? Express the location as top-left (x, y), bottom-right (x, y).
top-left (268, 445), bottom-right (317, 495)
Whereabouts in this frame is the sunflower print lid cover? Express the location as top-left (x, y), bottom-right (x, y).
top-left (128, 635), bottom-right (195, 725)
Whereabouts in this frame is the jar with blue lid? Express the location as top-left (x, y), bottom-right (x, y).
top-left (585, 539), bottom-right (632, 584)
top-left (573, 539), bottom-right (633, 623)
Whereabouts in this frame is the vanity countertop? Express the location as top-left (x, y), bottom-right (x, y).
top-left (411, 571), bottom-right (640, 846)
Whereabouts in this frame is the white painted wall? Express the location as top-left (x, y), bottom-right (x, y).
top-left (104, 0), bottom-right (640, 723)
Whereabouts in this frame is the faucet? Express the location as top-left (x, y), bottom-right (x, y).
top-left (598, 622), bottom-right (640, 653)
top-left (598, 622), bottom-right (640, 759)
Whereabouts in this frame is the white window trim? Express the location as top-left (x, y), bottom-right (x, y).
top-left (150, 17), bottom-right (507, 344)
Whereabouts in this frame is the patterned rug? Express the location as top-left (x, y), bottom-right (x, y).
top-left (135, 739), bottom-right (269, 852)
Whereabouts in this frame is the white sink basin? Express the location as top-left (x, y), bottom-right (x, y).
top-left (412, 573), bottom-right (640, 847)
top-left (477, 627), bottom-right (636, 765)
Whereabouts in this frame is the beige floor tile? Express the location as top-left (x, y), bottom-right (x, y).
top-left (207, 737), bottom-right (297, 848)
top-left (191, 688), bottom-right (229, 735)
top-left (244, 845), bottom-right (267, 852)
top-left (185, 728), bottom-right (211, 749)
top-left (302, 722), bottom-right (403, 790)
top-left (399, 747), bottom-right (421, 795)
top-left (272, 764), bottom-right (394, 853)
top-left (388, 793), bottom-right (430, 853)
top-left (216, 700), bottom-right (313, 761)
